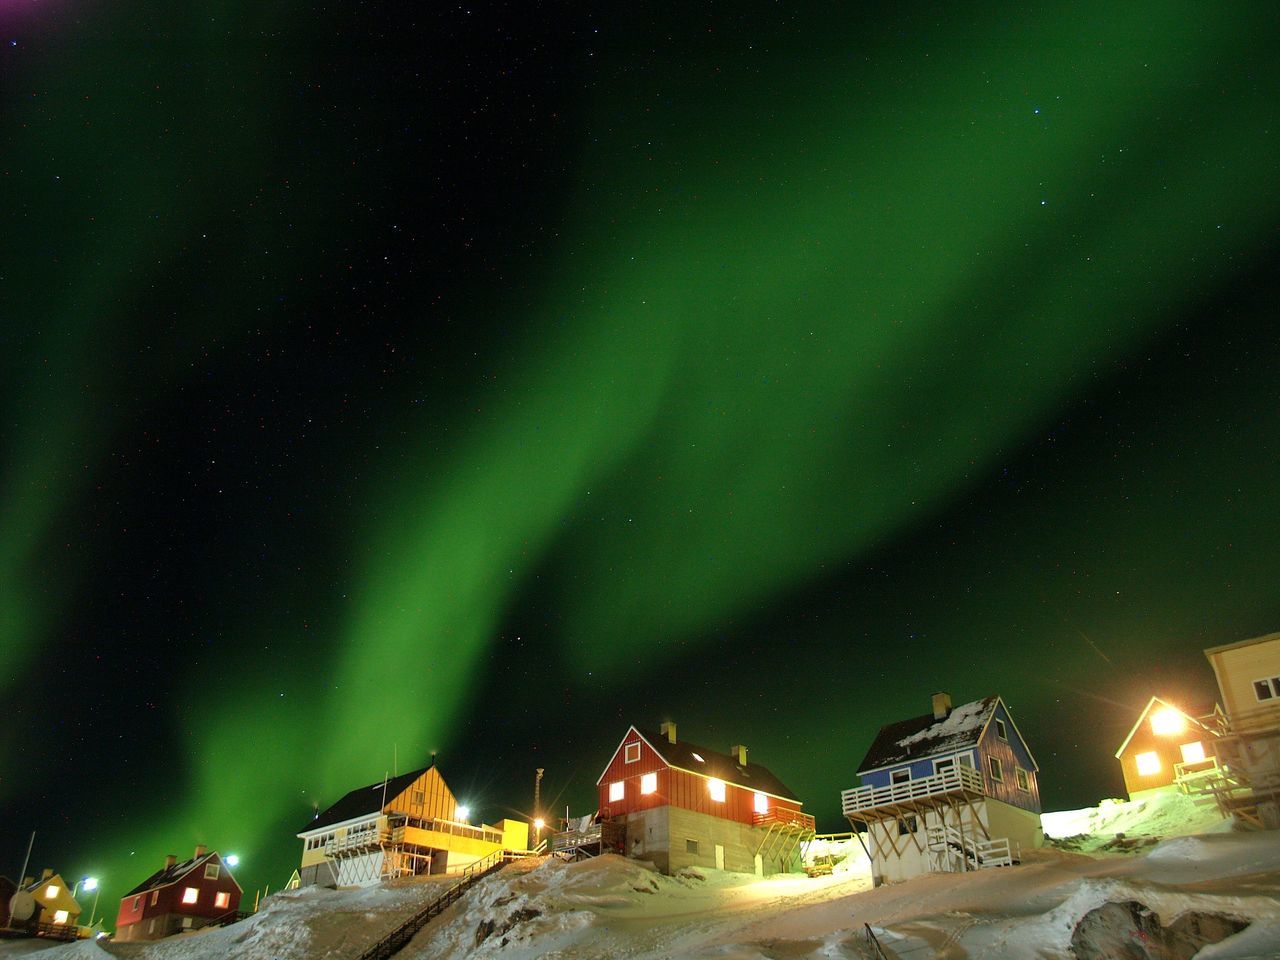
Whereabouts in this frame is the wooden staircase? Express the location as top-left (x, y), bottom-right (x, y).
top-left (353, 850), bottom-right (519, 960)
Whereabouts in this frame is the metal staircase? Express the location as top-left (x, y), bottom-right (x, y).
top-left (926, 825), bottom-right (1018, 873)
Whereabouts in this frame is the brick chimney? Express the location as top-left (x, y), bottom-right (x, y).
top-left (194, 843), bottom-right (208, 859)
top-left (659, 721), bottom-right (677, 744)
top-left (932, 692), bottom-right (952, 720)
top-left (164, 854), bottom-right (177, 869)
top-left (730, 744), bottom-right (748, 766)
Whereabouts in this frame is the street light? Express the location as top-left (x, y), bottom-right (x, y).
top-left (73, 877), bottom-right (101, 929)
top-left (225, 855), bottom-right (240, 868)
top-left (455, 806), bottom-right (470, 823)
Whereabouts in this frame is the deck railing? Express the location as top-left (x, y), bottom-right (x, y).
top-left (751, 808), bottom-right (817, 832)
top-left (841, 765), bottom-right (985, 817)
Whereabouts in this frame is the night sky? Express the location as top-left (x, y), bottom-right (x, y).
top-left (3, 0), bottom-right (1279, 919)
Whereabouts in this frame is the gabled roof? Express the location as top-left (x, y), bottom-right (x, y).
top-left (122, 852), bottom-right (240, 898)
top-left (597, 726), bottom-right (801, 802)
top-left (1114, 696), bottom-right (1222, 759)
top-left (1204, 630), bottom-right (1280, 657)
top-left (302, 764), bottom-right (434, 833)
top-left (858, 696), bottom-right (1014, 774)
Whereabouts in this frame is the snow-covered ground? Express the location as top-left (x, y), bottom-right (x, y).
top-left (5, 796), bottom-right (1277, 959)
top-left (1042, 789), bottom-right (1230, 853)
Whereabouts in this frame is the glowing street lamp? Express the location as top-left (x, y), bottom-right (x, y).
top-left (73, 877), bottom-right (101, 929)
top-left (455, 806), bottom-right (470, 823)
top-left (225, 855), bottom-right (240, 868)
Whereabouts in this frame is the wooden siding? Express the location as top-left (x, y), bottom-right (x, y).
top-left (1117, 714), bottom-right (1211, 797)
top-left (386, 767), bottom-right (457, 822)
top-left (597, 727), bottom-right (803, 825)
top-left (978, 717), bottom-right (1040, 813)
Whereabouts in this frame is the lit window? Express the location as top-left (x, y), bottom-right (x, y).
top-left (1150, 708), bottom-right (1186, 735)
top-left (995, 718), bottom-right (1008, 741)
top-left (1015, 767), bottom-right (1030, 792)
top-left (624, 742), bottom-right (641, 763)
top-left (988, 756), bottom-right (1003, 782)
top-left (214, 892), bottom-right (230, 909)
top-left (53, 910), bottom-right (69, 925)
top-left (609, 781), bottom-right (624, 802)
top-left (1136, 751), bottom-right (1161, 776)
top-left (640, 773), bottom-right (657, 795)
top-left (753, 792), bottom-right (768, 814)
top-left (45, 884), bottom-right (58, 899)
top-left (708, 778), bottom-right (726, 802)
top-left (182, 887), bottom-right (199, 904)
top-left (1180, 741), bottom-right (1206, 764)
top-left (204, 863), bottom-right (220, 880)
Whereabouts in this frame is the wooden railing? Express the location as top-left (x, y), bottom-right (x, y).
top-left (751, 808), bottom-right (816, 832)
top-left (841, 765), bottom-right (985, 817)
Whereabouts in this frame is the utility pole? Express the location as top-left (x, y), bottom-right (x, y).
top-left (534, 768), bottom-right (544, 820)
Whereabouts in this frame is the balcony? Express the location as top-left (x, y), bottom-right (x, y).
top-left (841, 765), bottom-right (985, 819)
top-left (752, 808), bottom-right (816, 832)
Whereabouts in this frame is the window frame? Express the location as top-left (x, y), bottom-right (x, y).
top-left (640, 772), bottom-right (657, 795)
top-left (685, 838), bottom-right (699, 855)
top-left (608, 780), bottom-right (625, 803)
top-left (1180, 741), bottom-right (1206, 764)
top-left (624, 742), bottom-right (641, 764)
top-left (897, 816), bottom-right (918, 836)
top-left (933, 756), bottom-right (956, 776)
top-left (1015, 767), bottom-right (1030, 792)
top-left (753, 791), bottom-right (769, 815)
top-left (708, 778), bottom-right (726, 802)
top-left (181, 887), bottom-right (199, 905)
top-left (214, 891), bottom-right (231, 910)
top-left (204, 863), bottom-right (220, 880)
top-left (151, 890), bottom-right (159, 906)
top-left (890, 768), bottom-right (911, 785)
top-left (988, 755), bottom-right (1003, 782)
top-left (994, 718), bottom-right (1008, 741)
top-left (1253, 677), bottom-right (1280, 702)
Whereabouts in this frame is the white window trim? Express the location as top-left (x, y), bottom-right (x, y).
top-left (624, 742), bottom-right (641, 764)
top-left (932, 756), bottom-right (956, 775)
top-left (1253, 677), bottom-right (1279, 701)
top-left (988, 755), bottom-right (1003, 782)
top-left (1015, 767), bottom-right (1030, 792)
top-left (891, 768), bottom-right (911, 784)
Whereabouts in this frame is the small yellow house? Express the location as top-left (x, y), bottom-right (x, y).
top-left (24, 870), bottom-right (82, 927)
top-left (1113, 697), bottom-right (1223, 799)
top-left (296, 763), bottom-right (529, 887)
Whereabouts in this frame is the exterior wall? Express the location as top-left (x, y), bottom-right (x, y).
top-left (621, 806), bottom-right (799, 877)
top-left (1116, 707), bottom-right (1215, 798)
top-left (598, 728), bottom-right (803, 825)
top-left (386, 767), bottom-right (458, 822)
top-left (863, 797), bottom-right (1040, 885)
top-left (978, 703), bottom-right (1040, 813)
top-left (1207, 635), bottom-right (1280, 720)
top-left (861, 751), bottom-right (977, 789)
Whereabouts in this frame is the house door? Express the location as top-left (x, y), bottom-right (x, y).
top-left (715, 844), bottom-right (725, 870)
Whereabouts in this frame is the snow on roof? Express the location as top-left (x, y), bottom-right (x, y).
top-left (857, 696), bottom-right (999, 772)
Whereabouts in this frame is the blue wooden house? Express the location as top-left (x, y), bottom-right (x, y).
top-left (842, 693), bottom-right (1043, 885)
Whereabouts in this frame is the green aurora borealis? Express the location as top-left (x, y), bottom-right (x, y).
top-left (3, 1), bottom-right (1279, 916)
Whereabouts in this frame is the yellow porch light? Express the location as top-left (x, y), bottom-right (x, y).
top-left (1150, 708), bottom-right (1186, 736)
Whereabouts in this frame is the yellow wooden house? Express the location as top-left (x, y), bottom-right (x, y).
top-left (296, 763), bottom-right (529, 887)
top-left (24, 870), bottom-right (82, 928)
top-left (1204, 631), bottom-right (1280, 828)
top-left (1113, 696), bottom-right (1223, 799)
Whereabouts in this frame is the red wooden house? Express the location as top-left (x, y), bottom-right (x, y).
top-left (114, 846), bottom-right (242, 942)
top-left (592, 722), bottom-right (814, 875)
